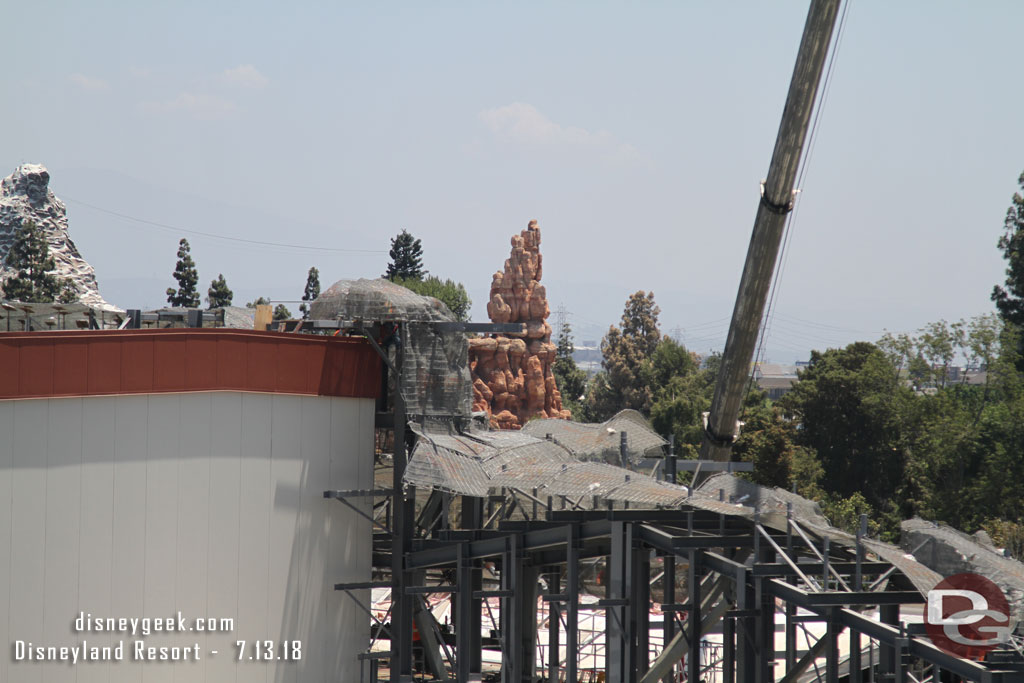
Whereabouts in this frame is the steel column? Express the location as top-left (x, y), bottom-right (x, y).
top-left (548, 569), bottom-right (561, 683)
top-left (688, 551), bottom-right (702, 683)
top-left (825, 609), bottom-right (839, 683)
top-left (662, 555), bottom-right (676, 683)
top-left (517, 564), bottom-right (540, 683)
top-left (723, 614), bottom-right (735, 683)
top-left (635, 546), bottom-right (651, 678)
top-left (456, 543), bottom-right (474, 683)
top-left (879, 604), bottom-right (899, 680)
top-left (566, 525), bottom-right (580, 683)
top-left (608, 521), bottom-right (627, 683)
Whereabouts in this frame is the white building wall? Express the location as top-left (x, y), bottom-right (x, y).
top-left (0, 392), bottom-right (374, 683)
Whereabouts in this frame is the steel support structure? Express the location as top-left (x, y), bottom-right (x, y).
top-left (363, 494), bottom-right (1018, 683)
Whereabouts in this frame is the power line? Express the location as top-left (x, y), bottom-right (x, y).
top-left (63, 196), bottom-right (387, 254)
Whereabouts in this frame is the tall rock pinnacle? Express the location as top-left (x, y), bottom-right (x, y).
top-left (469, 220), bottom-right (570, 429)
top-left (0, 164), bottom-right (118, 310)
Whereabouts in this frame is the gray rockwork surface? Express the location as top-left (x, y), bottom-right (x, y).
top-left (310, 278), bottom-right (472, 417)
top-left (0, 163), bottom-right (119, 311)
top-left (902, 517), bottom-right (1024, 629)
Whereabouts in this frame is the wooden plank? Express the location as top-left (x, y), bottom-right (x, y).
top-left (253, 304), bottom-right (272, 331)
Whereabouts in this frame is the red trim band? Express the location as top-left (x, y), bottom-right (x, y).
top-left (0, 328), bottom-right (381, 400)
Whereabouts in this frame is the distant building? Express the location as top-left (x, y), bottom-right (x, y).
top-left (753, 362), bottom-right (801, 400)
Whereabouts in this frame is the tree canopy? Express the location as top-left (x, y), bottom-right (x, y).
top-left (166, 238), bottom-right (200, 308)
top-left (300, 266), bottom-right (321, 318)
top-left (992, 171), bottom-right (1024, 325)
top-left (779, 342), bottom-right (907, 520)
top-left (586, 291), bottom-right (662, 419)
top-left (393, 275), bottom-right (471, 321)
top-left (552, 320), bottom-right (588, 419)
top-left (206, 273), bottom-right (233, 309)
top-left (384, 230), bottom-right (425, 281)
top-left (2, 220), bottom-right (66, 303)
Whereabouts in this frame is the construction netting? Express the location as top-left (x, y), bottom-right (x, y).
top-left (697, 473), bottom-right (945, 596)
top-left (902, 517), bottom-right (1024, 627)
top-left (310, 278), bottom-right (473, 418)
top-left (521, 409), bottom-right (668, 464)
top-left (405, 417), bottom-right (747, 516)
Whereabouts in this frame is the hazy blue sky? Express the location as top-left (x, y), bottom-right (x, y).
top-left (4, 1), bottom-right (1023, 362)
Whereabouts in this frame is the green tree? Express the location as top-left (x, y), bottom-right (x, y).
top-left (394, 275), bottom-right (472, 321)
top-left (166, 238), bottom-right (200, 307)
top-left (300, 266), bottom-right (321, 318)
top-left (384, 230), bottom-right (425, 281)
top-left (58, 280), bottom-right (78, 304)
top-left (648, 341), bottom-right (713, 460)
top-left (206, 273), bottom-right (233, 308)
top-left (586, 291), bottom-right (662, 419)
top-left (552, 320), bottom-right (588, 418)
top-left (992, 171), bottom-right (1024, 325)
top-left (2, 219), bottom-right (65, 303)
top-left (732, 396), bottom-right (818, 491)
top-left (246, 296), bottom-right (270, 308)
top-left (273, 304), bottom-right (292, 321)
top-left (779, 342), bottom-right (907, 518)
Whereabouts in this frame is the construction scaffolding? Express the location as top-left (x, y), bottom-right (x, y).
top-left (299, 282), bottom-right (1024, 682)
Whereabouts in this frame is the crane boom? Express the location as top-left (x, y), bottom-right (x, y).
top-left (698, 0), bottom-right (842, 466)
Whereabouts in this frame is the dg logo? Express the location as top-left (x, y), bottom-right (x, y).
top-left (925, 572), bottom-right (1012, 660)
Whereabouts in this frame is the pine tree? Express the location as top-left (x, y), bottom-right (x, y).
top-left (206, 273), bottom-right (233, 309)
top-left (166, 238), bottom-right (200, 307)
top-left (586, 291), bottom-right (662, 418)
top-left (57, 281), bottom-right (78, 304)
top-left (993, 171), bottom-right (1024, 325)
top-left (273, 304), bottom-right (292, 321)
top-left (383, 230), bottom-right (425, 281)
top-left (300, 266), bottom-right (321, 318)
top-left (552, 320), bottom-right (588, 417)
top-left (2, 219), bottom-right (65, 303)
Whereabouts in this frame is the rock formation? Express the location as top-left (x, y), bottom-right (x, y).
top-left (0, 164), bottom-right (118, 310)
top-left (469, 220), bottom-right (570, 429)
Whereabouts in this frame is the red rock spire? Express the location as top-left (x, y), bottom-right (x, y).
top-left (469, 220), bottom-right (570, 429)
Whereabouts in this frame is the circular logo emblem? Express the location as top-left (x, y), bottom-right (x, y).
top-left (925, 572), bottom-right (1011, 660)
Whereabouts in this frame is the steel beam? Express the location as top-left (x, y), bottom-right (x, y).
top-left (766, 579), bottom-right (922, 607)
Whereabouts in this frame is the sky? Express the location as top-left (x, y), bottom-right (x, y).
top-left (4, 1), bottom-right (1023, 363)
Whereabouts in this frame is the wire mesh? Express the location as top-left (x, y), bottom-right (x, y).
top-left (310, 278), bottom-right (473, 418)
top-left (522, 409), bottom-right (667, 464)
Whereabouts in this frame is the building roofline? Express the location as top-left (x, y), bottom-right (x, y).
top-left (1, 328), bottom-right (381, 401)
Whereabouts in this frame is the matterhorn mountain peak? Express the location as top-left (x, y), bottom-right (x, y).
top-left (0, 163), bottom-right (119, 311)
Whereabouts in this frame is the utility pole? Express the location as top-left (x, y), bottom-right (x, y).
top-left (698, 0), bottom-right (842, 468)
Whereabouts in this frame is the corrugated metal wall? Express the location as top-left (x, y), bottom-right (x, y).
top-left (0, 391), bottom-right (373, 683)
